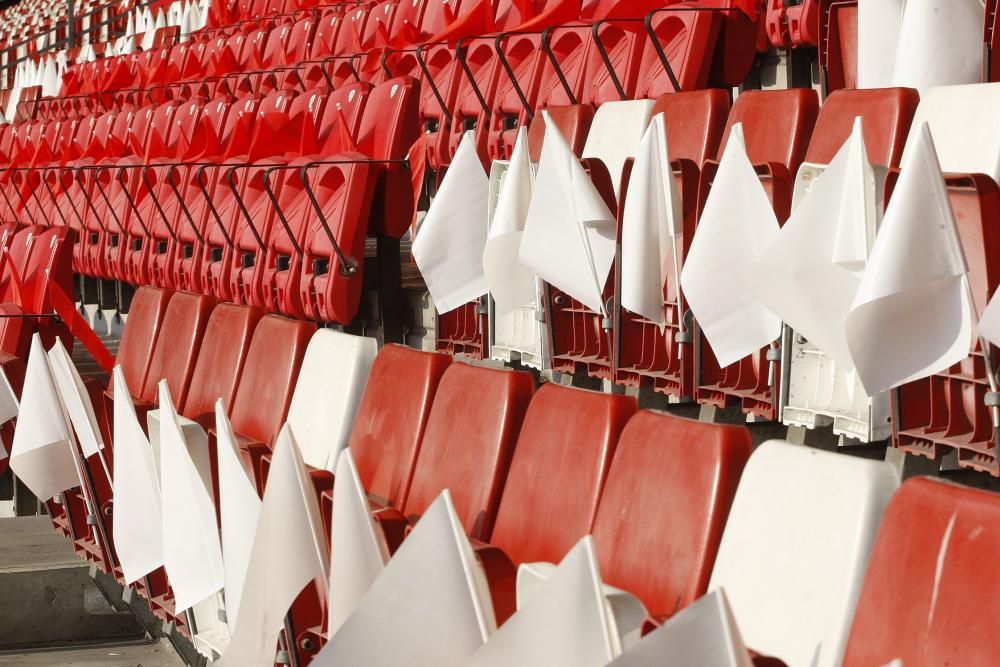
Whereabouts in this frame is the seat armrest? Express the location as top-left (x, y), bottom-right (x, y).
top-left (469, 538), bottom-right (516, 625)
top-left (368, 500), bottom-right (408, 554)
top-left (748, 650), bottom-right (788, 667)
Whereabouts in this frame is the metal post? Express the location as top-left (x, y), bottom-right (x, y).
top-left (66, 0), bottom-right (76, 48)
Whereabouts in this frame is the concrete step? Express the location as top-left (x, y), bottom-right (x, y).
top-left (0, 517), bottom-right (145, 650)
top-left (0, 638), bottom-right (182, 666)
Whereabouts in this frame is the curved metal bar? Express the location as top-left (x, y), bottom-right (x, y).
top-left (165, 164), bottom-right (205, 246)
top-left (225, 164), bottom-right (267, 252)
top-left (262, 165), bottom-right (303, 258)
top-left (76, 166), bottom-right (117, 231)
top-left (73, 167), bottom-right (109, 233)
top-left (114, 164), bottom-right (154, 240)
top-left (39, 167), bottom-right (71, 227)
top-left (141, 165), bottom-right (178, 242)
top-left (541, 26), bottom-right (576, 106)
top-left (299, 161), bottom-right (355, 277)
top-left (54, 167), bottom-right (87, 228)
top-left (455, 37), bottom-right (490, 116)
top-left (0, 173), bottom-right (22, 222)
top-left (380, 48), bottom-right (394, 79)
top-left (349, 54), bottom-right (363, 83)
top-left (4, 168), bottom-right (43, 226)
top-left (591, 19), bottom-right (626, 101)
top-left (642, 6), bottom-right (735, 94)
top-left (494, 32), bottom-right (533, 118)
top-left (194, 164), bottom-right (234, 250)
top-left (416, 43), bottom-right (452, 125)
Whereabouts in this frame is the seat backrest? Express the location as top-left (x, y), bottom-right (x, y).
top-left (181, 303), bottom-right (265, 425)
top-left (355, 76), bottom-right (420, 161)
top-left (635, 9), bottom-right (722, 97)
top-left (535, 26), bottom-right (591, 109)
top-left (718, 88), bottom-right (819, 174)
top-left (309, 10), bottom-right (342, 59)
top-left (708, 440), bottom-right (899, 667)
top-left (285, 15), bottom-right (317, 64)
top-left (489, 384), bottom-right (637, 566)
top-left (229, 315), bottom-right (316, 445)
top-left (402, 363), bottom-right (534, 541)
top-left (803, 87), bottom-right (919, 168)
top-left (349, 344), bottom-right (452, 509)
top-left (592, 411), bottom-right (751, 619)
top-left (906, 82), bottom-right (1000, 181)
top-left (116, 287), bottom-right (173, 396)
top-left (286, 329), bottom-right (378, 472)
top-left (842, 477), bottom-right (1000, 666)
top-left (139, 291), bottom-right (217, 407)
top-left (582, 99), bottom-right (656, 201)
top-left (650, 88), bottom-right (731, 167)
top-left (316, 81), bottom-right (371, 153)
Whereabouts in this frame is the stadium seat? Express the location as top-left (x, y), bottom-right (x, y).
top-left (110, 286), bottom-right (172, 399)
top-left (544, 99), bottom-right (652, 380)
top-left (483, 383), bottom-right (636, 621)
top-left (400, 362), bottom-right (535, 540)
top-left (591, 410), bottom-right (751, 622)
top-left (780, 87), bottom-right (919, 443)
top-left (349, 344), bottom-right (453, 510)
top-left (225, 314), bottom-right (315, 475)
top-left (893, 83), bottom-right (1000, 474)
top-left (708, 440), bottom-right (899, 667)
top-left (841, 477), bottom-right (1000, 666)
top-left (256, 329), bottom-right (378, 484)
top-left (134, 290), bottom-right (216, 409)
top-left (694, 88), bottom-right (819, 421)
top-left (175, 301), bottom-right (266, 428)
top-left (614, 88), bottom-right (731, 400)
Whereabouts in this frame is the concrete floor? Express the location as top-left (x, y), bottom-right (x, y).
top-left (0, 639), bottom-right (183, 666)
top-left (0, 516), bottom-right (79, 573)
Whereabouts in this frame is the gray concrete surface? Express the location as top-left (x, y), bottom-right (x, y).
top-left (0, 517), bottom-right (144, 650)
top-left (0, 516), bottom-right (79, 573)
top-left (0, 638), bottom-right (183, 666)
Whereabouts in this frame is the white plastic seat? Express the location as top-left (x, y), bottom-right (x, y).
top-left (488, 159), bottom-right (548, 370)
top-left (780, 161), bottom-right (891, 443)
top-left (707, 440), bottom-right (899, 667)
top-left (286, 329), bottom-right (378, 471)
top-left (906, 83), bottom-right (1000, 180)
top-left (582, 100), bottom-right (656, 201)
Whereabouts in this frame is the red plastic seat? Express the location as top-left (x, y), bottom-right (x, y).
top-left (401, 363), bottom-right (535, 540)
top-left (228, 315), bottom-right (315, 460)
top-left (591, 411), bottom-right (750, 619)
top-left (614, 89), bottom-right (731, 401)
top-left (489, 383), bottom-right (636, 567)
top-left (635, 6), bottom-right (723, 97)
top-left (134, 291), bottom-right (217, 410)
top-left (308, 9), bottom-right (345, 60)
top-left (169, 97), bottom-right (262, 294)
top-left (222, 91), bottom-right (327, 307)
top-left (895, 173), bottom-right (1000, 473)
top-left (462, 383), bottom-right (637, 622)
top-left (802, 87), bottom-right (919, 169)
top-left (113, 286), bottom-right (173, 398)
top-left (180, 303), bottom-right (266, 427)
top-left (197, 91), bottom-right (297, 302)
top-left (694, 88), bottom-right (819, 421)
top-left (239, 84), bottom-right (369, 318)
top-left (842, 477), bottom-right (1000, 666)
top-left (349, 344), bottom-right (453, 510)
top-left (818, 0), bottom-right (858, 93)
